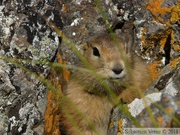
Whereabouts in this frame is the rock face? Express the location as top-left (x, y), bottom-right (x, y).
top-left (0, 0), bottom-right (62, 134)
top-left (0, 0), bottom-right (180, 135)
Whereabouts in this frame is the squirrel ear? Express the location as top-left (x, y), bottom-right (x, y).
top-left (86, 41), bottom-right (93, 47)
top-left (119, 30), bottom-right (134, 54)
top-left (114, 21), bottom-right (135, 54)
top-left (125, 33), bottom-right (134, 54)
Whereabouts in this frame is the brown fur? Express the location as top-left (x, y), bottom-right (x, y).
top-left (60, 34), bottom-right (152, 135)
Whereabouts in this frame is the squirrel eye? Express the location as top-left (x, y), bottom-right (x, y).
top-left (92, 47), bottom-right (100, 57)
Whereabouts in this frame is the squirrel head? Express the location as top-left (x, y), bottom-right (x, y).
top-left (80, 34), bottom-right (132, 80)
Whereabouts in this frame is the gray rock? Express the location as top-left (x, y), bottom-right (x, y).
top-left (0, 0), bottom-right (60, 134)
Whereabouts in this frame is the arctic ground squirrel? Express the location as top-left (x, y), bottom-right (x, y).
top-left (60, 33), bottom-right (152, 135)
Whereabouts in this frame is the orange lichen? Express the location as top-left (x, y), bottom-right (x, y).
top-left (44, 53), bottom-right (70, 135)
top-left (141, 36), bottom-right (146, 46)
top-left (145, 28), bottom-right (174, 81)
top-left (171, 30), bottom-right (175, 43)
top-left (140, 28), bottom-right (147, 46)
top-left (159, 37), bottom-right (168, 50)
top-left (61, 4), bottom-right (68, 15)
top-left (172, 43), bottom-right (180, 53)
top-left (170, 0), bottom-right (180, 23)
top-left (166, 107), bottom-right (173, 114)
top-left (117, 118), bottom-right (123, 135)
top-left (142, 27), bottom-right (147, 33)
top-left (57, 53), bottom-right (63, 64)
top-left (163, 97), bottom-right (170, 103)
top-left (108, 120), bottom-right (113, 129)
top-left (146, 0), bottom-right (174, 18)
top-left (56, 53), bottom-right (70, 82)
top-left (147, 0), bottom-right (179, 28)
top-left (165, 121), bottom-right (172, 128)
top-left (157, 117), bottom-right (164, 126)
top-left (63, 61), bottom-right (71, 82)
top-left (157, 116), bottom-right (172, 127)
top-left (44, 91), bottom-right (61, 135)
top-left (175, 101), bottom-right (180, 105)
top-left (44, 91), bottom-right (54, 133)
top-left (168, 58), bottom-right (179, 68)
top-left (159, 29), bottom-right (172, 49)
top-left (148, 61), bottom-right (162, 81)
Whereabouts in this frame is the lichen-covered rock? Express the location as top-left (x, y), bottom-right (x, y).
top-left (128, 64), bottom-right (180, 127)
top-left (0, 0), bottom-right (180, 135)
top-left (60, 0), bottom-right (120, 42)
top-left (0, 0), bottom-right (62, 134)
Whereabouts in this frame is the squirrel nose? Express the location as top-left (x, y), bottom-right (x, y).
top-left (112, 68), bottom-right (123, 74)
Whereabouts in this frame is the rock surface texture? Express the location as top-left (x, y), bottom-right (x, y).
top-left (0, 0), bottom-right (62, 134)
top-left (0, 0), bottom-right (180, 135)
